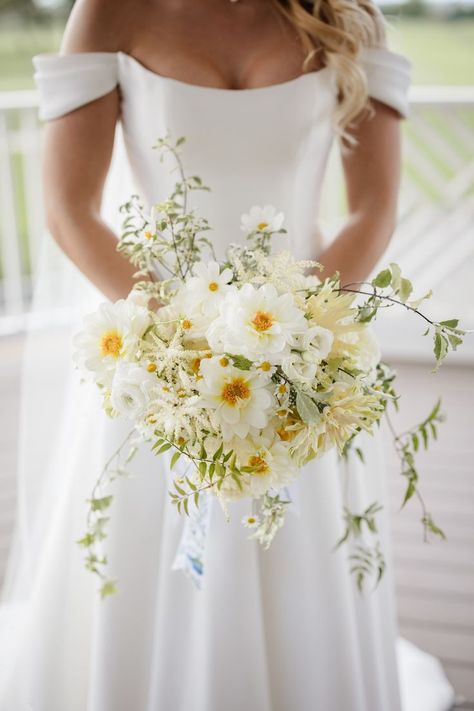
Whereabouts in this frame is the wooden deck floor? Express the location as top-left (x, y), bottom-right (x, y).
top-left (1, 333), bottom-right (473, 706)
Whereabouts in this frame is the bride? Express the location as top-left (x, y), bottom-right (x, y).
top-left (0, 0), bottom-right (458, 709)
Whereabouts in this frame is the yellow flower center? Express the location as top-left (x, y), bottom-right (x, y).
top-left (246, 516), bottom-right (256, 524)
top-left (252, 310), bottom-right (273, 332)
top-left (100, 329), bottom-right (122, 358)
top-left (144, 230), bottom-right (154, 240)
top-left (279, 384), bottom-right (287, 394)
top-left (208, 281), bottom-right (219, 292)
top-left (259, 361), bottom-right (272, 372)
top-left (220, 378), bottom-right (250, 406)
top-left (257, 221), bottom-right (269, 230)
top-left (219, 357), bottom-right (229, 367)
top-left (182, 319), bottom-right (192, 330)
top-left (147, 363), bottom-right (157, 373)
top-left (249, 455), bottom-right (269, 475)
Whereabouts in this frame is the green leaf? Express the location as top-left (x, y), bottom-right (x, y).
top-left (439, 319), bottom-right (459, 329)
top-left (295, 391), bottom-right (321, 424)
top-left (389, 262), bottom-right (402, 291)
top-left (401, 480), bottom-right (416, 507)
top-left (90, 495), bottom-right (113, 512)
top-left (174, 482), bottom-right (186, 496)
top-left (226, 353), bottom-right (253, 370)
top-left (100, 580), bottom-right (118, 599)
top-left (213, 443), bottom-right (224, 461)
top-left (433, 331), bottom-right (448, 368)
top-left (372, 268), bottom-right (392, 289)
top-left (399, 277), bottom-right (413, 303)
top-left (170, 451), bottom-right (181, 469)
top-left (157, 442), bottom-right (172, 454)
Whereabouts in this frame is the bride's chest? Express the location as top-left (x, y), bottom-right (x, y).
top-left (116, 52), bottom-right (338, 183)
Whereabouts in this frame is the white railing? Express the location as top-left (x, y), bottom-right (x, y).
top-left (1, 87), bottom-right (473, 358)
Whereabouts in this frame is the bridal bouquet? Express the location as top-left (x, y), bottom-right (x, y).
top-left (74, 135), bottom-right (467, 598)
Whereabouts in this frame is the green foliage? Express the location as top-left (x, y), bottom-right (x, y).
top-left (295, 390), bottom-right (322, 424)
top-left (341, 263), bottom-right (467, 370)
top-left (116, 134), bottom-right (214, 296)
top-left (386, 399), bottom-right (446, 543)
top-left (77, 431), bottom-right (138, 600)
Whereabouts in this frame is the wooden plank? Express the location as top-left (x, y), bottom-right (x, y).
top-left (441, 665), bottom-right (474, 705)
top-left (397, 595), bottom-right (474, 630)
top-left (393, 564), bottom-right (474, 597)
top-left (398, 625), bottom-right (474, 665)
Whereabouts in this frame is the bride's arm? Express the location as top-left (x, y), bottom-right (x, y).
top-left (316, 99), bottom-right (402, 286)
top-left (42, 0), bottom-right (146, 302)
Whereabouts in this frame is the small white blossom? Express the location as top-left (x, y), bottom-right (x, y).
top-left (240, 205), bottom-right (284, 234)
top-left (184, 261), bottom-right (233, 317)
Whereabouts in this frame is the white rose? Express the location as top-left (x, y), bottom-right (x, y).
top-left (281, 353), bottom-right (317, 384)
top-left (110, 361), bottom-right (157, 420)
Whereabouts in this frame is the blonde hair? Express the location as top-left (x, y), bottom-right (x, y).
top-left (272, 0), bottom-right (388, 148)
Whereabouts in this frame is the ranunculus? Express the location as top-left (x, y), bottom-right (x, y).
top-left (110, 361), bottom-right (157, 420)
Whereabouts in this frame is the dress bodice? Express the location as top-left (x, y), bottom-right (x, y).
top-left (33, 48), bottom-right (412, 261)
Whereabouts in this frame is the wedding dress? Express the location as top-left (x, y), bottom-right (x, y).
top-left (0, 46), bottom-right (457, 711)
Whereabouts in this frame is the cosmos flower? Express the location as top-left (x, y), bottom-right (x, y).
top-left (240, 205), bottom-right (285, 234)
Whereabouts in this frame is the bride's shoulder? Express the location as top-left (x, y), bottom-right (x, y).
top-left (60, 0), bottom-right (144, 54)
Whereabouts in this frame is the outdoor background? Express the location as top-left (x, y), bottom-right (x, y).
top-left (0, 0), bottom-right (473, 707)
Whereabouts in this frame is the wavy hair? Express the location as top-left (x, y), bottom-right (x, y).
top-left (272, 0), bottom-right (388, 147)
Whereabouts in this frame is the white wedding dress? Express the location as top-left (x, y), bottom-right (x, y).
top-left (0, 47), bottom-right (457, 711)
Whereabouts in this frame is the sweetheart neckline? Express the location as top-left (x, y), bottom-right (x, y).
top-left (117, 51), bottom-right (334, 95)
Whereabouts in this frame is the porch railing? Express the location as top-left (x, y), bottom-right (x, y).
top-left (1, 87), bottom-right (473, 358)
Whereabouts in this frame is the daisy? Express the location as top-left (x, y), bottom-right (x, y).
top-left (241, 514), bottom-right (260, 528)
top-left (197, 356), bottom-right (273, 440)
top-left (184, 261), bottom-right (233, 317)
top-left (240, 205), bottom-right (285, 234)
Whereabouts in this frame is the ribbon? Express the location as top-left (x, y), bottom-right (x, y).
top-left (169, 452), bottom-right (301, 590)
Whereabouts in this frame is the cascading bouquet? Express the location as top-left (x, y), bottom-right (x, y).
top-left (74, 135), bottom-right (467, 598)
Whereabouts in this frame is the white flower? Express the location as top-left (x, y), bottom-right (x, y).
top-left (184, 261), bottom-right (233, 317)
top-left (224, 435), bottom-right (297, 499)
top-left (197, 356), bottom-right (273, 440)
top-left (157, 291), bottom-right (212, 345)
top-left (281, 352), bottom-right (317, 385)
top-left (73, 299), bottom-right (151, 384)
top-left (240, 205), bottom-right (285, 234)
top-left (241, 514), bottom-right (260, 528)
top-left (353, 327), bottom-right (381, 375)
top-left (294, 325), bottom-right (334, 365)
top-left (206, 283), bottom-right (308, 361)
top-left (110, 361), bottom-right (157, 420)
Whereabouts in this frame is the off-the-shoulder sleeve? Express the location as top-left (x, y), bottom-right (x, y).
top-left (359, 46), bottom-right (413, 119)
top-left (32, 52), bottom-right (119, 121)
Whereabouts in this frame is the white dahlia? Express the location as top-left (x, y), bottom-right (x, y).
top-left (197, 356), bottom-right (273, 440)
top-left (73, 299), bottom-right (151, 384)
top-left (206, 283), bottom-right (308, 361)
